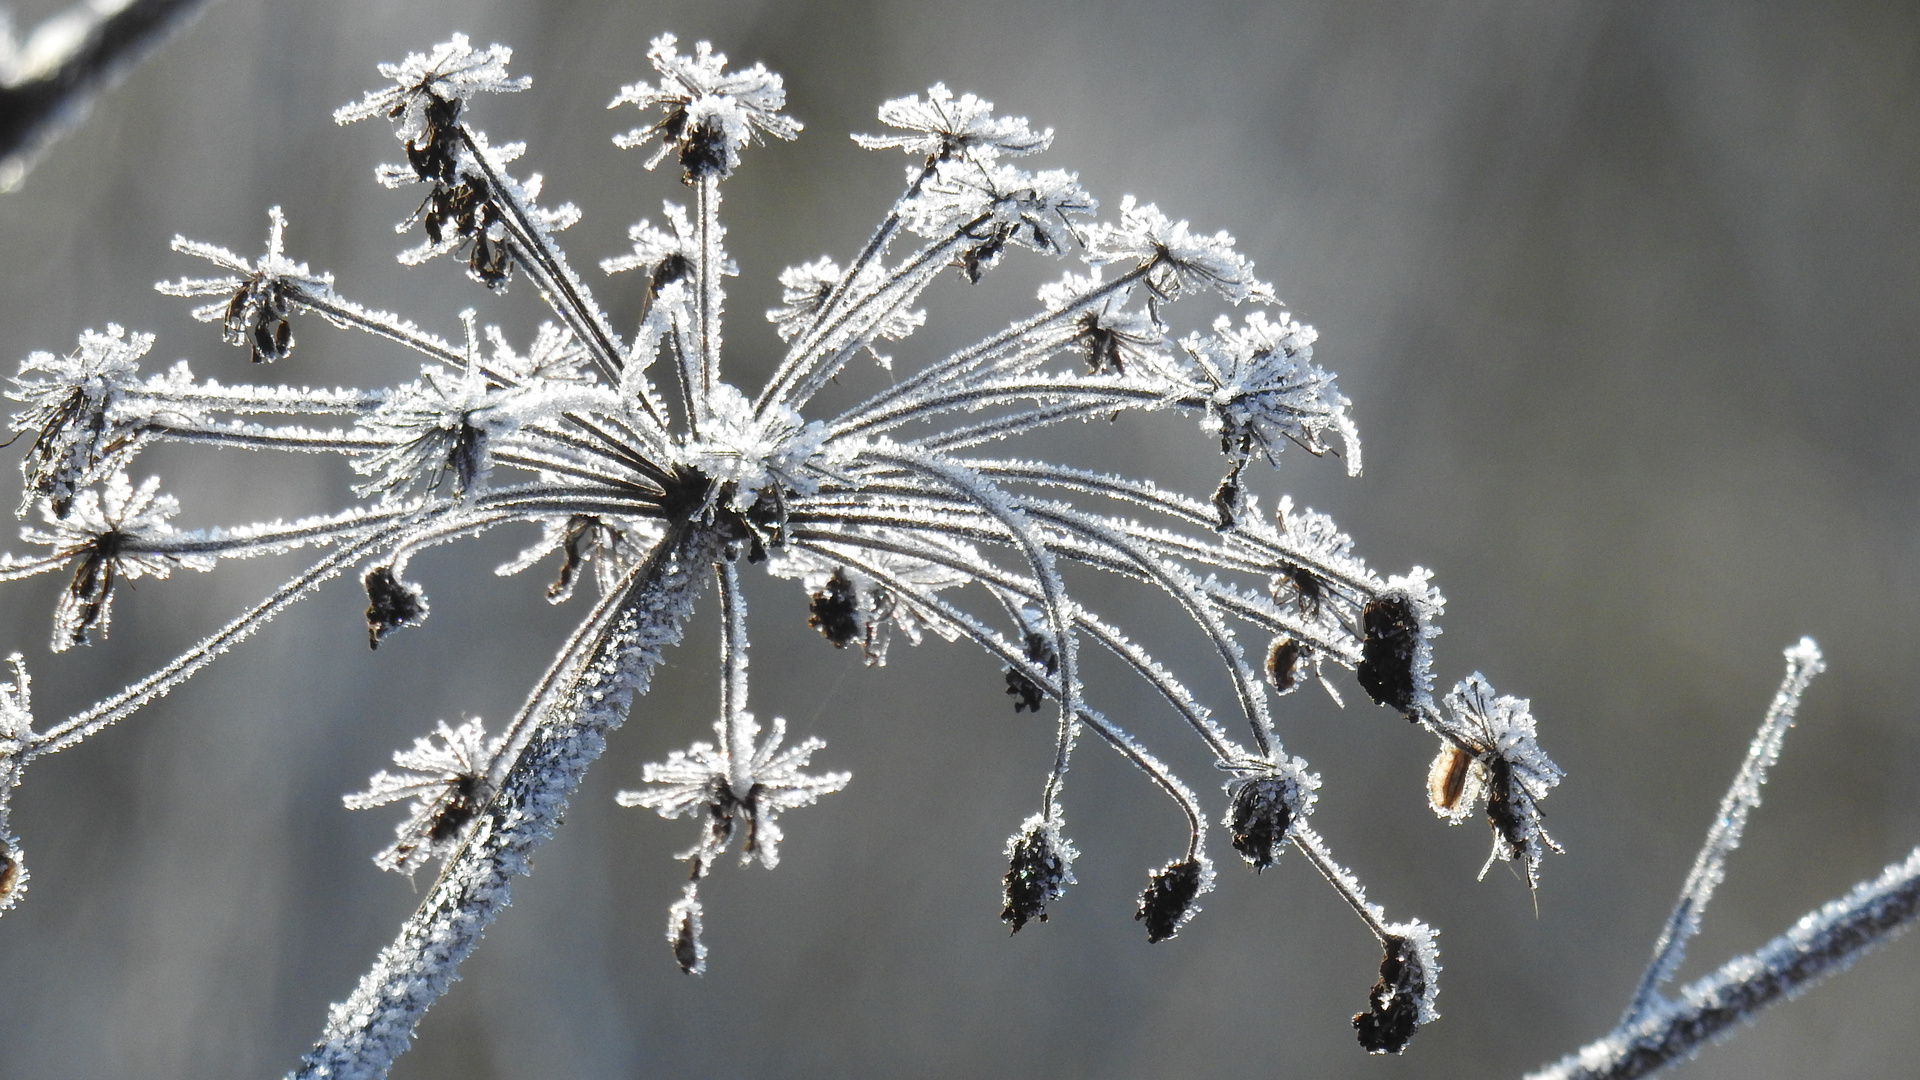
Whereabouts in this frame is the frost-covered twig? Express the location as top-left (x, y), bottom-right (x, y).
top-left (0, 0), bottom-right (213, 192)
top-left (1529, 845), bottom-right (1920, 1080)
top-left (1622, 638), bottom-right (1826, 1024)
top-left (1525, 640), bottom-right (1920, 1080)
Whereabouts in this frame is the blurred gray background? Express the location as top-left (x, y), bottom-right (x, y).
top-left (2, 1), bottom-right (1917, 1077)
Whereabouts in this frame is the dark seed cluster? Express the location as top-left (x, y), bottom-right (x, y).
top-left (1265, 635), bottom-right (1305, 694)
top-left (1001, 825), bottom-right (1071, 932)
top-left (807, 569), bottom-right (863, 648)
top-left (1004, 630), bottom-right (1058, 713)
top-left (1356, 594), bottom-right (1421, 715)
top-left (1353, 934), bottom-right (1426, 1055)
top-left (1228, 774), bottom-right (1295, 871)
top-left (1136, 857), bottom-right (1205, 943)
top-left (364, 565), bottom-right (430, 648)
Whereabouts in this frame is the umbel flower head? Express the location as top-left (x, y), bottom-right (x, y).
top-left (0, 32), bottom-right (1561, 1076)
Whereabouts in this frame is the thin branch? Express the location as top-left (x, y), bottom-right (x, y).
top-left (1529, 845), bottom-right (1920, 1080)
top-left (0, 0), bottom-right (213, 192)
top-left (1623, 637), bottom-right (1827, 1024)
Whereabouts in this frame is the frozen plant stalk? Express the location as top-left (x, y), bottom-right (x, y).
top-left (1528, 640), bottom-right (1920, 1080)
top-left (0, 33), bottom-right (1564, 1076)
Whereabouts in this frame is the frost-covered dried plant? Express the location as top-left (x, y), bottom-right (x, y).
top-left (1529, 641), bottom-right (1920, 1080)
top-left (0, 32), bottom-right (1571, 1076)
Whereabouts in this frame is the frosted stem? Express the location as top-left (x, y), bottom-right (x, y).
top-left (1622, 638), bottom-right (1826, 1025)
top-left (1529, 844), bottom-right (1920, 1080)
top-left (291, 526), bottom-right (713, 1080)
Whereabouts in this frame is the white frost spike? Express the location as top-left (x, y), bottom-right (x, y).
top-left (0, 653), bottom-right (31, 916)
top-left (344, 717), bottom-right (502, 876)
top-left (853, 83), bottom-right (1052, 161)
top-left (333, 34), bottom-right (530, 139)
top-left (1621, 637), bottom-right (1823, 1025)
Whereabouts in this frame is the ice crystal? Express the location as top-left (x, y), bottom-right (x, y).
top-left (0, 31), bottom-right (1564, 1074)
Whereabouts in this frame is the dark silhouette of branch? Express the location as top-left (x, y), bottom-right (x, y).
top-left (0, 0), bottom-right (213, 192)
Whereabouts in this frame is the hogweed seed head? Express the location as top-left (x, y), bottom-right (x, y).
top-left (0, 32), bottom-right (1564, 1071)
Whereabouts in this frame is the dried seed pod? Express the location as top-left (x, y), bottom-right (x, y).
top-left (807, 569), bottom-right (862, 648)
top-left (1227, 775), bottom-right (1295, 871)
top-left (0, 846), bottom-right (21, 909)
top-left (1353, 933), bottom-right (1429, 1055)
top-left (1265, 635), bottom-right (1306, 694)
top-left (1211, 462), bottom-right (1245, 531)
top-left (667, 882), bottom-right (707, 975)
top-left (1356, 594), bottom-right (1421, 714)
top-left (1275, 561), bottom-right (1323, 616)
top-left (364, 565), bottom-right (430, 648)
top-left (1427, 743), bottom-right (1474, 816)
top-left (1004, 630), bottom-right (1058, 713)
top-left (55, 534), bottom-right (122, 652)
top-left (1001, 816), bottom-right (1075, 932)
top-left (1136, 857), bottom-right (1210, 943)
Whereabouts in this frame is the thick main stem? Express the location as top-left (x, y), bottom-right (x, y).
top-left (291, 526), bottom-right (714, 1080)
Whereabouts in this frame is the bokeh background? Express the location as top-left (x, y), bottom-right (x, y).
top-left (1, 1), bottom-right (1917, 1077)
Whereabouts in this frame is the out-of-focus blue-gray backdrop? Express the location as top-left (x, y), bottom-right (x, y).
top-left (2, 2), bottom-right (1917, 1078)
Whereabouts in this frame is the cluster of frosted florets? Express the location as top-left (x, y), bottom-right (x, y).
top-left (0, 31), bottom-right (1563, 1072)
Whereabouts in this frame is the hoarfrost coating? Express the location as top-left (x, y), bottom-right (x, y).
top-left (0, 32), bottom-right (1565, 1076)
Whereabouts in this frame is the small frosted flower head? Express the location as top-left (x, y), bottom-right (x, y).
top-left (853, 84), bottom-right (1051, 163)
top-left (1182, 310), bottom-right (1360, 478)
top-left (1136, 854), bottom-right (1214, 943)
top-left (610, 34), bottom-right (801, 180)
top-left (1001, 812), bottom-right (1077, 932)
top-left (618, 713), bottom-right (848, 875)
top-left (904, 162), bottom-right (1093, 279)
top-left (353, 355), bottom-right (509, 499)
top-left (334, 34), bottom-right (529, 180)
top-left (1040, 272), bottom-right (1165, 375)
top-left (765, 258), bottom-right (923, 349)
top-left (343, 717), bottom-right (501, 875)
top-left (27, 473), bottom-right (209, 652)
top-left (8, 325), bottom-right (152, 517)
top-left (601, 202), bottom-right (706, 300)
top-left (1084, 195), bottom-right (1276, 306)
top-left (1356, 570), bottom-right (1445, 718)
top-left (1439, 674), bottom-right (1565, 887)
top-left (159, 208), bottom-right (336, 364)
top-left (1353, 921), bottom-right (1441, 1054)
top-left (1224, 758), bottom-right (1319, 871)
